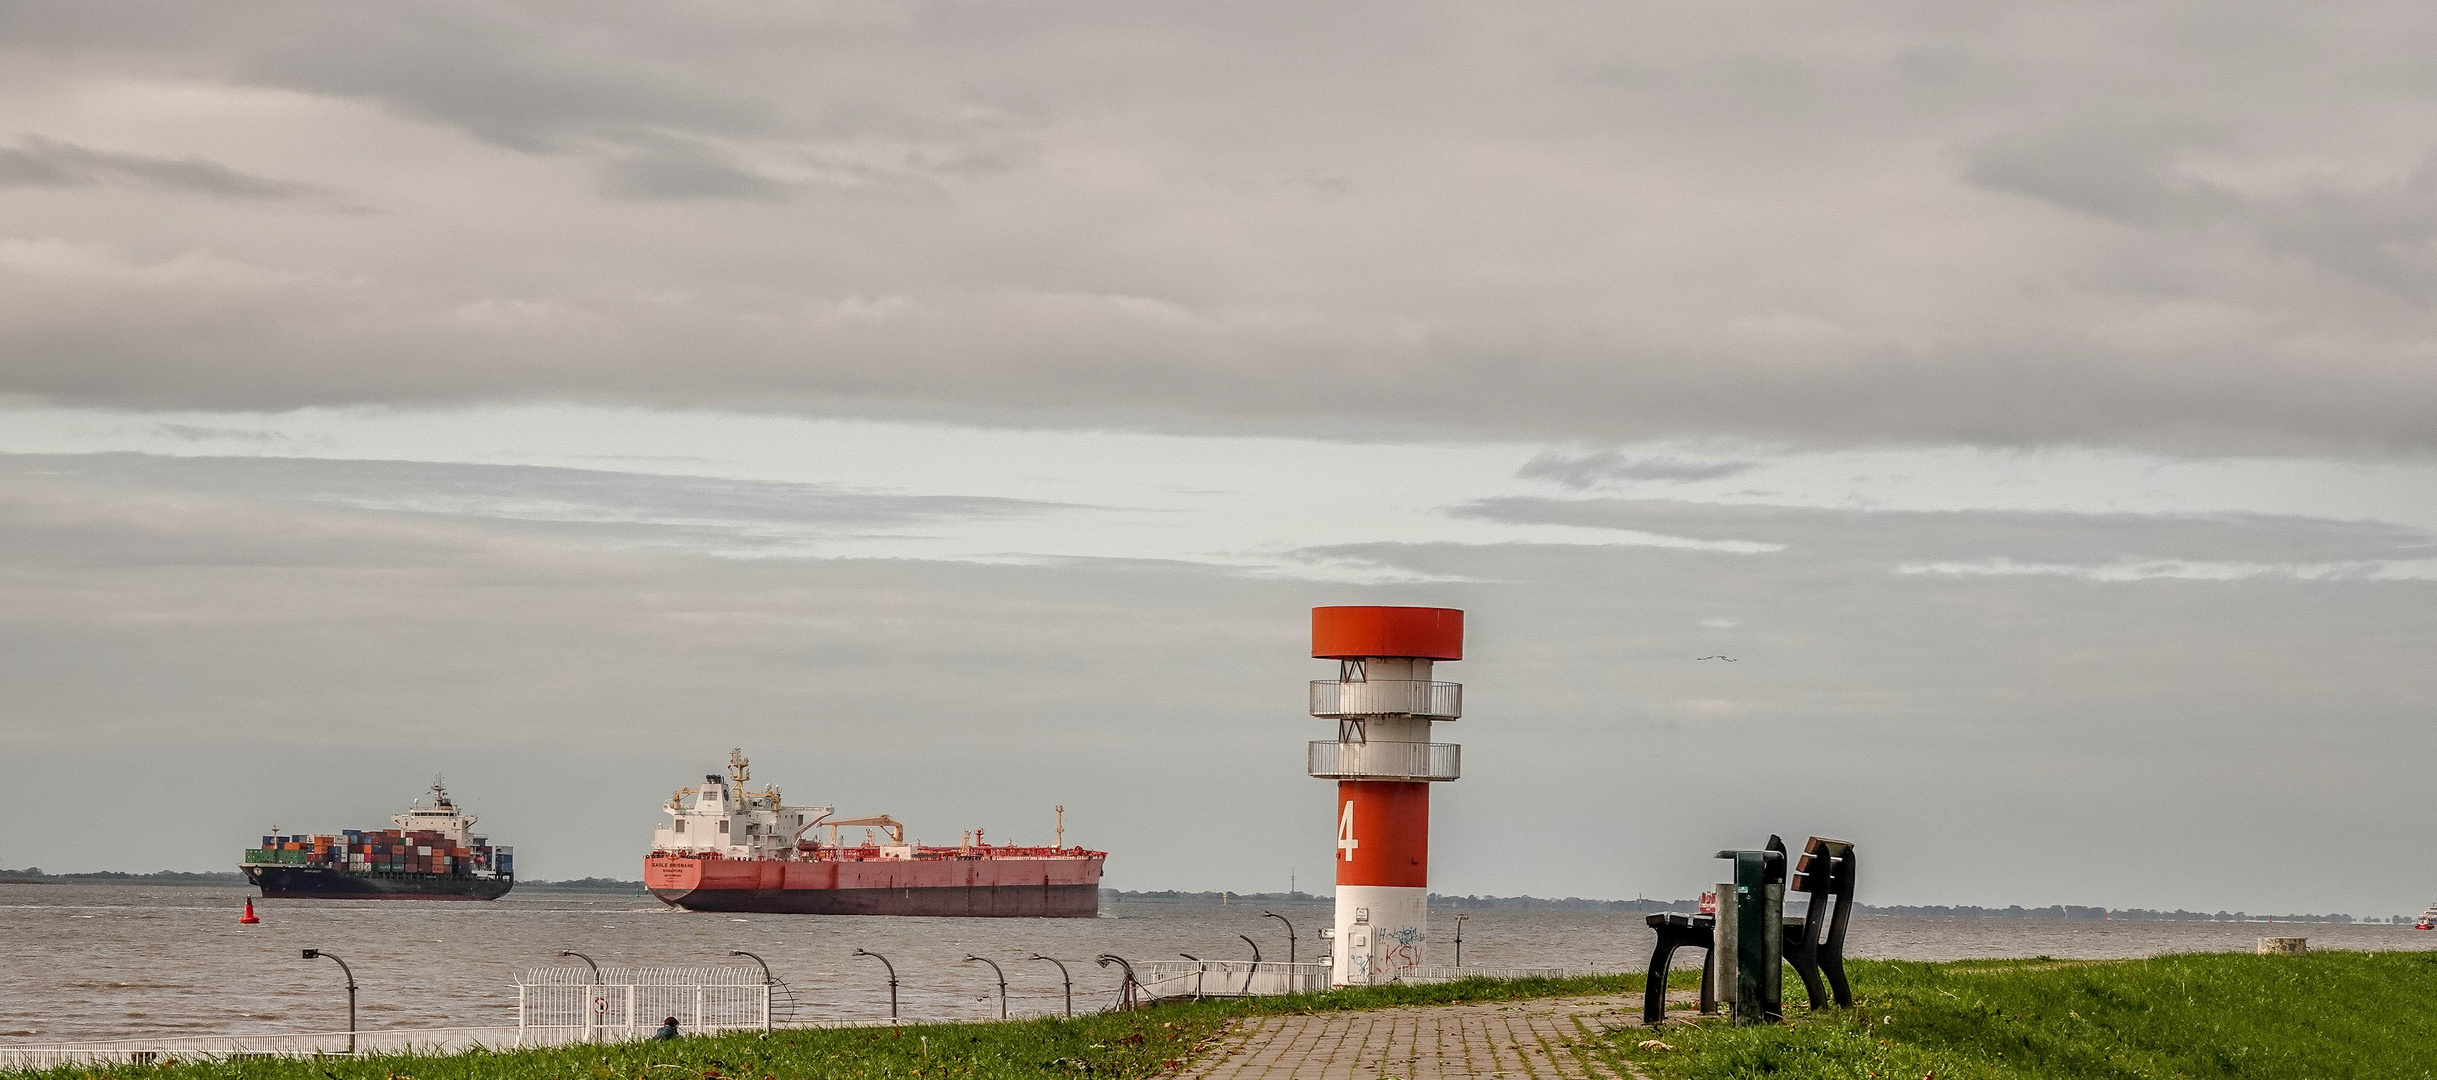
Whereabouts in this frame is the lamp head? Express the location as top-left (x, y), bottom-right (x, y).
top-left (300, 949), bottom-right (320, 959)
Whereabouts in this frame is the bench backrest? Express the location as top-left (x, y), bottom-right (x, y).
top-left (1789, 836), bottom-right (1856, 949)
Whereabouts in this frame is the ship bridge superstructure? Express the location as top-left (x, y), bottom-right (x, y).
top-left (393, 779), bottom-right (486, 849)
top-left (652, 749), bottom-right (834, 861)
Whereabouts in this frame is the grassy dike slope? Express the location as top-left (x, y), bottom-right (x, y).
top-left (1611, 952), bottom-right (2437, 1080)
top-left (13, 975), bottom-right (1638, 1080)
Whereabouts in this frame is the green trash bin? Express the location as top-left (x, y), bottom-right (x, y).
top-left (1712, 842), bottom-right (1786, 1023)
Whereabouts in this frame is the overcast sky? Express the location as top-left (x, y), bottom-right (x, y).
top-left (2, 1), bottom-right (2433, 916)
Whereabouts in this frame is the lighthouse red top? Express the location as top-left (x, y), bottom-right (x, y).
top-left (1311, 606), bottom-right (1463, 660)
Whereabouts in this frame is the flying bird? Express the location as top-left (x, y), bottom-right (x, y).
top-left (1694, 655), bottom-right (1739, 662)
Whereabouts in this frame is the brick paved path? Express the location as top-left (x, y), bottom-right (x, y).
top-left (1183, 995), bottom-right (1649, 1080)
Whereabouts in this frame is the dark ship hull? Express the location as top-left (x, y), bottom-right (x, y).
top-left (244, 865), bottom-right (513, 900)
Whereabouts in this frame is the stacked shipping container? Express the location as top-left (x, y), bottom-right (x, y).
top-left (241, 829), bottom-right (511, 877)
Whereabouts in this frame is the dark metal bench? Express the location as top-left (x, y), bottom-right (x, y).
top-left (1783, 836), bottom-right (1856, 1012)
top-left (1643, 835), bottom-right (1855, 1024)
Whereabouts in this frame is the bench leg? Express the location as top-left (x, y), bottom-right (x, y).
top-left (1643, 940), bottom-right (1681, 1025)
top-left (1820, 947), bottom-right (1852, 1008)
top-left (1698, 947), bottom-right (1716, 1015)
top-left (1785, 944), bottom-right (1829, 1011)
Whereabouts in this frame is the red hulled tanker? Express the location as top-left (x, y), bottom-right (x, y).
top-left (644, 751), bottom-right (1104, 917)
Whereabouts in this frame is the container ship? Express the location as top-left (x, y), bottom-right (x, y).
top-left (644, 750), bottom-right (1104, 917)
top-left (239, 781), bottom-right (513, 900)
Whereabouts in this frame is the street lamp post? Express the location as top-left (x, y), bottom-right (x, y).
top-left (1261, 910), bottom-right (1296, 967)
top-left (299, 950), bottom-right (357, 1056)
top-left (558, 951), bottom-right (601, 981)
top-left (852, 948), bottom-right (899, 1023)
top-left (1178, 954), bottom-right (1207, 1001)
top-left (1025, 955), bottom-right (1073, 1018)
top-left (1454, 914), bottom-right (1468, 967)
top-left (963, 955), bottom-right (1008, 1020)
top-left (1094, 954), bottom-right (1139, 1012)
top-left (731, 951), bottom-right (775, 1034)
top-left (559, 951), bottom-right (603, 1041)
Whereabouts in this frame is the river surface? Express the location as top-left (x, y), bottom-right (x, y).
top-left (6, 883), bottom-right (2433, 1044)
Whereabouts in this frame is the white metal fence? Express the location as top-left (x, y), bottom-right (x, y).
top-left (516, 965), bottom-right (773, 1043)
top-left (1131, 961), bottom-right (1329, 999)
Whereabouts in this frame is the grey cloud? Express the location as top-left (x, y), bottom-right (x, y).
top-left (1966, 122), bottom-right (2437, 295)
top-left (0, 454), bottom-right (1091, 550)
top-left (233, 4), bottom-right (777, 154)
top-left (0, 135), bottom-right (328, 200)
top-left (1964, 122), bottom-right (2238, 228)
top-left (8, 3), bottom-right (2437, 449)
top-left (152, 424), bottom-right (286, 443)
top-left (1518, 450), bottom-right (1757, 489)
top-left (1452, 496), bottom-right (2437, 569)
top-left (596, 140), bottom-right (795, 202)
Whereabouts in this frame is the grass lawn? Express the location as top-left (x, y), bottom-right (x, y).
top-left (1608, 951), bottom-right (2437, 1080)
top-left (9, 974), bottom-right (1640, 1080)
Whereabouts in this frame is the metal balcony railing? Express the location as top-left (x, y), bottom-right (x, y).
top-left (1309, 680), bottom-right (1462, 719)
top-left (1307, 740), bottom-right (1461, 781)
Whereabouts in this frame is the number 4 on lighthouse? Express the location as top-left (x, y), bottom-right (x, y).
top-left (1338, 800), bottom-right (1359, 861)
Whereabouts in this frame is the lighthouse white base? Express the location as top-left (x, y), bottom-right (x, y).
top-left (1332, 884), bottom-right (1427, 986)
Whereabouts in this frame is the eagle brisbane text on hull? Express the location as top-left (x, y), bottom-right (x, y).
top-left (643, 750), bottom-right (1105, 917)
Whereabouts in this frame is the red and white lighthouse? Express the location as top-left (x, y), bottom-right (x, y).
top-left (1308, 606), bottom-right (1464, 985)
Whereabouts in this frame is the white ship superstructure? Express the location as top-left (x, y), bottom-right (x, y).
top-left (394, 780), bottom-right (485, 849)
top-left (651, 750), bottom-right (837, 860)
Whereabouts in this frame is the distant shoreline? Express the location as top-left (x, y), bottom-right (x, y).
top-left (1099, 889), bottom-right (2400, 924)
top-left (0, 870), bottom-right (245, 887)
top-left (0, 870), bottom-right (646, 893)
top-left (0, 874), bottom-right (2399, 922)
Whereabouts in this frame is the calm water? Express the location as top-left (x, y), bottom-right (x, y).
top-left (6, 883), bottom-right (2434, 1044)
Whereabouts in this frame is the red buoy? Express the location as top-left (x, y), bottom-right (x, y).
top-left (239, 899), bottom-right (260, 924)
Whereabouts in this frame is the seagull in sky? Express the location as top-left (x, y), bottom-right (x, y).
top-left (1694, 655), bottom-right (1739, 662)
